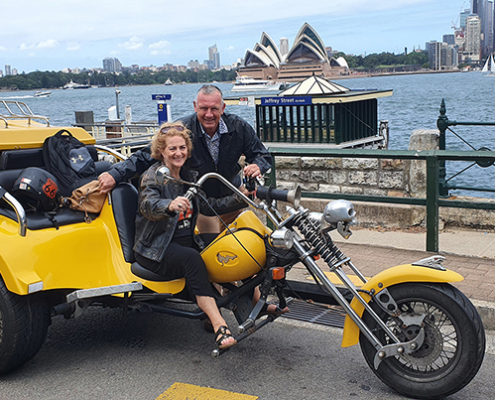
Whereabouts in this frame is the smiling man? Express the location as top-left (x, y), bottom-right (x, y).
top-left (99, 84), bottom-right (271, 233)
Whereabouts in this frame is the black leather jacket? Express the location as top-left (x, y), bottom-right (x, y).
top-left (108, 112), bottom-right (272, 201)
top-left (133, 164), bottom-right (246, 263)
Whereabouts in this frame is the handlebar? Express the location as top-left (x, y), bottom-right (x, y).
top-left (256, 185), bottom-right (301, 208)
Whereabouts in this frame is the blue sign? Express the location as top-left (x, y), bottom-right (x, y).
top-left (157, 103), bottom-right (169, 124)
top-left (152, 94), bottom-right (172, 101)
top-left (261, 96), bottom-right (312, 106)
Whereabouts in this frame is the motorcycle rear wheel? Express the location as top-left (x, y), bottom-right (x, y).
top-left (359, 283), bottom-right (485, 399)
top-left (0, 277), bottom-right (50, 375)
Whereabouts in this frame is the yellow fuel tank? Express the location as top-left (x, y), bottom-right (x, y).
top-left (201, 210), bottom-right (271, 282)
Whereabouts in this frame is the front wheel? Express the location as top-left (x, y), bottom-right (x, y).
top-left (359, 283), bottom-right (485, 399)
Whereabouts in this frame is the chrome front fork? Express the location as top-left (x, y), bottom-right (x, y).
top-left (292, 240), bottom-right (425, 368)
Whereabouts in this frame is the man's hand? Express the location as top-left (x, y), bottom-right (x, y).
top-left (243, 164), bottom-right (261, 178)
top-left (98, 172), bottom-right (116, 194)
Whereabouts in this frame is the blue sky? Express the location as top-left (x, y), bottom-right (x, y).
top-left (0, 0), bottom-right (468, 74)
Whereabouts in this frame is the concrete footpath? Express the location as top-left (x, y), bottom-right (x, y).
top-left (289, 227), bottom-right (495, 331)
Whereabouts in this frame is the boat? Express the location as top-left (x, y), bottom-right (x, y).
top-left (63, 80), bottom-right (90, 90)
top-left (231, 75), bottom-right (285, 92)
top-left (33, 91), bottom-right (51, 98)
top-left (481, 54), bottom-right (495, 74)
top-left (164, 78), bottom-right (173, 86)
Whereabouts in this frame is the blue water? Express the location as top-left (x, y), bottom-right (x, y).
top-left (2, 72), bottom-right (494, 198)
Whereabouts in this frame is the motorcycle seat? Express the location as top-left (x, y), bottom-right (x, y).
top-left (131, 262), bottom-right (172, 282)
top-left (110, 182), bottom-right (138, 264)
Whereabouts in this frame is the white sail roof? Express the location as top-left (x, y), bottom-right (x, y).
top-left (279, 75), bottom-right (350, 96)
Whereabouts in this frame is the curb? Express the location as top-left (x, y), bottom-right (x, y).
top-left (472, 299), bottom-right (495, 332)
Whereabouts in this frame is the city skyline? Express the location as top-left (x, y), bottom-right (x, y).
top-left (1, 1), bottom-right (468, 73)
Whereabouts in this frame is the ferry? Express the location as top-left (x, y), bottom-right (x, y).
top-left (231, 75), bottom-right (285, 92)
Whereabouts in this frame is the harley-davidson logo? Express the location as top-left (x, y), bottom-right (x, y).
top-left (217, 253), bottom-right (238, 266)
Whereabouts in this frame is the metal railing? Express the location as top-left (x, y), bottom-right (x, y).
top-left (437, 99), bottom-right (495, 196)
top-left (266, 147), bottom-right (495, 252)
top-left (0, 100), bottom-right (50, 127)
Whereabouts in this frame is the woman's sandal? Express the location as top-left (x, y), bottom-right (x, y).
top-left (215, 325), bottom-right (237, 350)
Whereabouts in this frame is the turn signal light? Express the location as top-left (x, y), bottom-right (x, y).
top-left (271, 267), bottom-right (285, 280)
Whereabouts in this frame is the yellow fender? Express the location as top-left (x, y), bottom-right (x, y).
top-left (341, 264), bottom-right (464, 348)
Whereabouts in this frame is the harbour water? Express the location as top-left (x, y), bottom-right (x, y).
top-left (1, 72), bottom-right (494, 198)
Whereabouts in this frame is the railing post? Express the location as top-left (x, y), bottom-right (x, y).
top-left (436, 99), bottom-right (449, 197)
top-left (266, 154), bottom-right (277, 230)
top-left (426, 155), bottom-right (439, 252)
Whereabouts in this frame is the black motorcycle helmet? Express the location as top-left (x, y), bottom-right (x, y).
top-left (12, 167), bottom-right (60, 212)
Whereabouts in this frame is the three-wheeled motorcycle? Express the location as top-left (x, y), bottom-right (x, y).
top-left (0, 105), bottom-right (485, 399)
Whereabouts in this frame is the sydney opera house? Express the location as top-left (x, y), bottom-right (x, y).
top-left (238, 23), bottom-right (349, 82)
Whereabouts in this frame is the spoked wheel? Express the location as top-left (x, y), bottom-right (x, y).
top-left (360, 283), bottom-right (485, 399)
top-left (0, 277), bottom-right (50, 375)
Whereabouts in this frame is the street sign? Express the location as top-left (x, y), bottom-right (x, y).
top-left (261, 96), bottom-right (312, 106)
top-left (152, 94), bottom-right (172, 101)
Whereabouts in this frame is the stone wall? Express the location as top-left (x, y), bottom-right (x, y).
top-left (272, 129), bottom-right (495, 230)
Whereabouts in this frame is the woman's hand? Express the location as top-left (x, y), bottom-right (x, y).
top-left (168, 196), bottom-right (191, 213)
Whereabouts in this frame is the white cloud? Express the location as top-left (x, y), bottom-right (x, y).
top-left (19, 43), bottom-right (35, 51)
top-left (227, 45), bottom-right (235, 51)
top-left (0, 45), bottom-right (6, 51)
top-left (120, 36), bottom-right (143, 50)
top-left (149, 40), bottom-right (171, 56)
top-left (66, 42), bottom-right (80, 51)
top-left (37, 39), bottom-right (59, 49)
top-left (149, 40), bottom-right (170, 49)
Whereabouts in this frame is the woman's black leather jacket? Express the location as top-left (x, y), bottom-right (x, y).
top-left (133, 164), bottom-right (246, 263)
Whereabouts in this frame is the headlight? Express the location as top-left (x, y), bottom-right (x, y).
top-left (323, 200), bottom-right (356, 224)
top-left (270, 228), bottom-right (294, 249)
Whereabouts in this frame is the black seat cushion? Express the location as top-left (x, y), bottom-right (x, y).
top-left (0, 145), bottom-right (99, 171)
top-left (131, 262), bottom-right (171, 282)
top-left (110, 182), bottom-right (138, 263)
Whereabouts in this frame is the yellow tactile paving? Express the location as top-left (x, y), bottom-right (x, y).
top-left (307, 272), bottom-right (369, 287)
top-left (156, 382), bottom-right (258, 400)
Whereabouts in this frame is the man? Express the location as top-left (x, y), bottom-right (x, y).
top-left (98, 84), bottom-right (272, 233)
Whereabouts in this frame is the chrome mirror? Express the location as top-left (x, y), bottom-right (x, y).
top-left (156, 166), bottom-right (172, 185)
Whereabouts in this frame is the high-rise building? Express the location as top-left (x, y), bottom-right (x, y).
top-left (465, 15), bottom-right (482, 61)
top-left (5, 65), bottom-right (11, 76)
top-left (443, 34), bottom-right (455, 45)
top-left (102, 57), bottom-right (122, 73)
top-left (481, 0), bottom-right (494, 56)
top-left (213, 52), bottom-right (220, 69)
top-left (472, 0), bottom-right (480, 14)
top-left (426, 41), bottom-right (458, 70)
top-left (460, 9), bottom-right (471, 29)
top-left (208, 44), bottom-right (220, 69)
top-left (208, 44), bottom-right (217, 62)
top-left (280, 37), bottom-right (289, 57)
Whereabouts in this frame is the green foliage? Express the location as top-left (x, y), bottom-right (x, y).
top-left (342, 51), bottom-right (429, 70)
top-left (0, 69), bottom-right (237, 91)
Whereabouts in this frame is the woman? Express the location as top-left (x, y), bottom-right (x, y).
top-left (133, 122), bottom-right (246, 350)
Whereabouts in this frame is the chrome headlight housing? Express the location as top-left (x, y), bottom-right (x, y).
top-left (323, 200), bottom-right (356, 224)
top-left (269, 227), bottom-right (294, 249)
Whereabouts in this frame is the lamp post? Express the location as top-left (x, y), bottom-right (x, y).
top-left (115, 89), bottom-right (121, 120)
